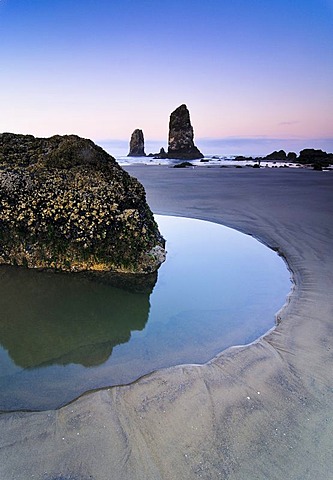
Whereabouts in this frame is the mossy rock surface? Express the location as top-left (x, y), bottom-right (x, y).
top-left (0, 133), bottom-right (165, 274)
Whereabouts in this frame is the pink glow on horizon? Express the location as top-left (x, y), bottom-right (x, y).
top-left (0, 0), bottom-right (332, 153)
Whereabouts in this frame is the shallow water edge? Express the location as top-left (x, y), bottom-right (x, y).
top-left (3, 217), bottom-right (287, 411)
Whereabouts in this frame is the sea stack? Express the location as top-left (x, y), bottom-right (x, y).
top-left (168, 104), bottom-right (203, 159)
top-left (128, 129), bottom-right (146, 157)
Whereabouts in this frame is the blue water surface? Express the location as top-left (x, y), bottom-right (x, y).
top-left (0, 215), bottom-right (291, 411)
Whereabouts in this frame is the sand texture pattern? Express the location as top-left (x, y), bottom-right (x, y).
top-left (0, 167), bottom-right (332, 480)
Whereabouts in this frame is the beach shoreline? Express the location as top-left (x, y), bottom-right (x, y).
top-left (1, 166), bottom-right (333, 479)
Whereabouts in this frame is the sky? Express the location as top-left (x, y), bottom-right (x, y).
top-left (1, 0), bottom-right (333, 156)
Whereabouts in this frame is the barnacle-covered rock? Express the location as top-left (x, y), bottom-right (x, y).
top-left (0, 133), bottom-right (165, 276)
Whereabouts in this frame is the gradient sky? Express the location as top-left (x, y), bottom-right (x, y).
top-left (1, 0), bottom-right (333, 155)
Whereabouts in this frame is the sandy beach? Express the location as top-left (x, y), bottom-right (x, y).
top-left (1, 166), bottom-right (333, 480)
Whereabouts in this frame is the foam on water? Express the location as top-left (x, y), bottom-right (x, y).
top-left (116, 155), bottom-right (300, 168)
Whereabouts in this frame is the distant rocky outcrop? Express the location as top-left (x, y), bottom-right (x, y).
top-left (147, 147), bottom-right (168, 159)
top-left (234, 155), bottom-right (262, 162)
top-left (298, 149), bottom-right (333, 167)
top-left (287, 152), bottom-right (297, 161)
top-left (128, 129), bottom-right (146, 157)
top-left (167, 105), bottom-right (203, 160)
top-left (158, 147), bottom-right (167, 158)
top-left (258, 150), bottom-right (295, 162)
top-left (173, 161), bottom-right (193, 168)
top-left (0, 133), bottom-right (165, 277)
top-left (264, 150), bottom-right (287, 161)
top-left (263, 149), bottom-right (333, 167)
top-left (235, 148), bottom-right (332, 170)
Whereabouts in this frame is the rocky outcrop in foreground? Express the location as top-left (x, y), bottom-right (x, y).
top-left (0, 133), bottom-right (165, 276)
top-left (128, 129), bottom-right (146, 157)
top-left (168, 104), bottom-right (203, 159)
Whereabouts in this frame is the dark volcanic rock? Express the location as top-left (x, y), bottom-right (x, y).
top-left (0, 133), bottom-right (165, 275)
top-left (298, 149), bottom-right (333, 167)
top-left (235, 155), bottom-right (262, 162)
top-left (151, 147), bottom-right (168, 159)
top-left (264, 150), bottom-right (287, 160)
top-left (235, 155), bottom-right (253, 161)
top-left (158, 147), bottom-right (168, 158)
top-left (173, 161), bottom-right (193, 168)
top-left (168, 104), bottom-right (203, 159)
top-left (128, 129), bottom-right (146, 157)
top-left (287, 152), bottom-right (297, 161)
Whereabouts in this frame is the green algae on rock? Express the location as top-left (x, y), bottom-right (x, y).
top-left (0, 133), bottom-right (165, 275)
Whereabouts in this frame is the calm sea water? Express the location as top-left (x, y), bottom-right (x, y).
top-left (0, 215), bottom-right (290, 411)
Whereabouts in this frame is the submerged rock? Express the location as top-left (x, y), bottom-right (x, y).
top-left (168, 104), bottom-right (204, 159)
top-left (128, 129), bottom-right (146, 157)
top-left (0, 133), bottom-right (165, 275)
top-left (173, 161), bottom-right (193, 168)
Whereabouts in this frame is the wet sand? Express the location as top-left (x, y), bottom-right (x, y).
top-left (1, 166), bottom-right (333, 479)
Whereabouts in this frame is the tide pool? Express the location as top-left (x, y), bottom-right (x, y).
top-left (0, 215), bottom-right (290, 411)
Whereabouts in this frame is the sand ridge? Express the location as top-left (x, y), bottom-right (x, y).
top-left (0, 167), bottom-right (332, 479)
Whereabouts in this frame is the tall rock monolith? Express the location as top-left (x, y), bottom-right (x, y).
top-left (128, 129), bottom-right (146, 157)
top-left (168, 104), bottom-right (203, 159)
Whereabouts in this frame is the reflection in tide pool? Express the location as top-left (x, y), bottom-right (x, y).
top-left (0, 215), bottom-right (291, 411)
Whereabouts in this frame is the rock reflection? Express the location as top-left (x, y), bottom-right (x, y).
top-left (0, 216), bottom-right (291, 411)
top-left (0, 265), bottom-right (153, 369)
